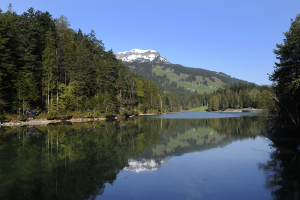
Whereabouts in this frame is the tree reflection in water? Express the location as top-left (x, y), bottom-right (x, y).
top-left (0, 120), bottom-right (149, 200)
top-left (258, 145), bottom-right (300, 199)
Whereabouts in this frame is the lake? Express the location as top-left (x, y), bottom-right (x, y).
top-left (0, 111), bottom-right (299, 200)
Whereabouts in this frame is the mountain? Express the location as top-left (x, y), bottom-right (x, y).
top-left (123, 61), bottom-right (251, 95)
top-left (117, 49), bottom-right (252, 95)
top-left (116, 49), bottom-right (170, 64)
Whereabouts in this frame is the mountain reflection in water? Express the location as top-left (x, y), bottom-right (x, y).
top-left (0, 114), bottom-right (273, 199)
top-left (123, 115), bottom-right (268, 173)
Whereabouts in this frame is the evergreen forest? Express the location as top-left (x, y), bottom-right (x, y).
top-left (207, 83), bottom-right (273, 111)
top-left (0, 7), bottom-right (180, 121)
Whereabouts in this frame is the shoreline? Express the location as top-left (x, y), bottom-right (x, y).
top-left (0, 113), bottom-right (164, 127)
top-left (0, 117), bottom-right (107, 127)
top-left (137, 112), bottom-right (164, 116)
top-left (212, 109), bottom-right (266, 113)
top-left (1, 109), bottom-right (265, 127)
top-left (265, 128), bottom-right (300, 147)
top-left (214, 109), bottom-right (242, 112)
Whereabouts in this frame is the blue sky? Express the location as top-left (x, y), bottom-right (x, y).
top-left (1, 0), bottom-right (300, 85)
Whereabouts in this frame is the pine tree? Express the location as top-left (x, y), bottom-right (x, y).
top-left (55, 15), bottom-right (74, 85)
top-left (0, 9), bottom-right (9, 110)
top-left (16, 8), bottom-right (39, 72)
top-left (70, 29), bottom-right (92, 109)
top-left (269, 14), bottom-right (300, 132)
top-left (0, 8), bottom-right (18, 111)
top-left (42, 28), bottom-right (57, 112)
top-left (15, 72), bottom-right (39, 116)
top-left (271, 15), bottom-right (300, 93)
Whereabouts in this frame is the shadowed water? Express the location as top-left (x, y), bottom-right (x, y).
top-left (0, 112), bottom-right (298, 200)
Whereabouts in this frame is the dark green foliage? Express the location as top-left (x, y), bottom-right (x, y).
top-left (185, 74), bottom-right (196, 82)
top-left (269, 14), bottom-right (300, 133)
top-left (207, 83), bottom-right (273, 111)
top-left (0, 8), bottom-right (18, 110)
top-left (0, 7), bottom-right (57, 114)
top-left (0, 6), bottom-right (180, 119)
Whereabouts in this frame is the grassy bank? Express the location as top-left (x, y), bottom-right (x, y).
top-left (188, 106), bottom-right (208, 111)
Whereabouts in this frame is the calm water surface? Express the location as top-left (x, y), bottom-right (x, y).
top-left (147, 111), bottom-right (254, 119)
top-left (0, 112), bottom-right (299, 200)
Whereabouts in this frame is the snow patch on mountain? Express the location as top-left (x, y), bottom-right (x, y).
top-left (116, 49), bottom-right (170, 64)
top-left (124, 157), bottom-right (170, 172)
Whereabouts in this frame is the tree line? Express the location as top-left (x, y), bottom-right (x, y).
top-left (169, 82), bottom-right (273, 111)
top-left (124, 61), bottom-right (267, 111)
top-left (207, 83), bottom-right (273, 111)
top-left (0, 6), bottom-right (180, 121)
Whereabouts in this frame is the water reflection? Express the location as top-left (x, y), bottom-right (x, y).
top-left (258, 145), bottom-right (300, 199)
top-left (124, 157), bottom-right (170, 172)
top-left (128, 115), bottom-right (268, 172)
top-left (0, 115), bottom-right (268, 199)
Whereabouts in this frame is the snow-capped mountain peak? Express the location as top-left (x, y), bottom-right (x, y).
top-left (116, 49), bottom-right (170, 64)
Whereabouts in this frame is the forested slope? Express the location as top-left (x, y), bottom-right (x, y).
top-left (0, 7), bottom-right (180, 121)
top-left (123, 60), bottom-right (272, 111)
top-left (125, 61), bottom-right (251, 95)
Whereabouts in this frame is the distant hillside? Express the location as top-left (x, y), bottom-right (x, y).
top-left (124, 61), bottom-right (251, 95)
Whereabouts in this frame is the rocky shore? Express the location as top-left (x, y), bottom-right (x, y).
top-left (0, 113), bottom-right (163, 127)
top-left (0, 119), bottom-right (53, 127)
top-left (0, 117), bottom-right (108, 127)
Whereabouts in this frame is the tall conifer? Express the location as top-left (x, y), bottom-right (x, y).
top-left (42, 28), bottom-right (57, 112)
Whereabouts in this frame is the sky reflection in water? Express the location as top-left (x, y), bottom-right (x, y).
top-left (100, 136), bottom-right (272, 200)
